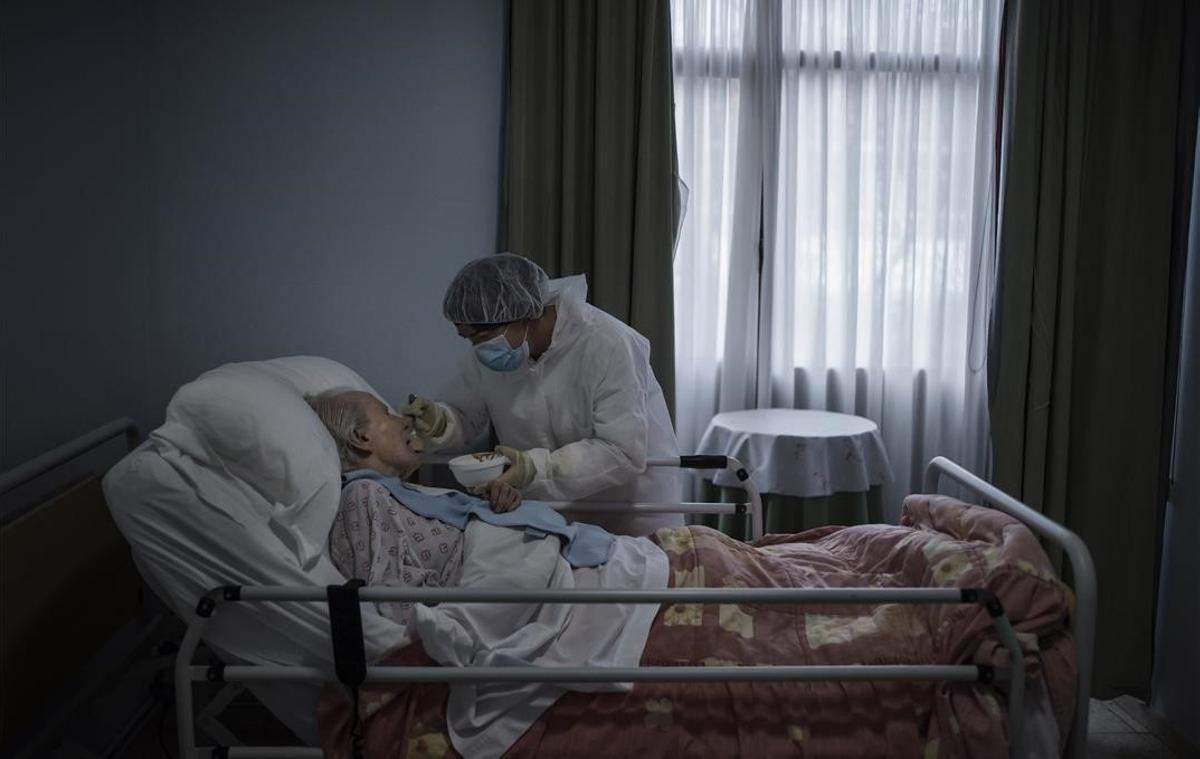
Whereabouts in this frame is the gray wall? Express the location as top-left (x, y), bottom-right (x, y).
top-left (2, 1), bottom-right (505, 476)
top-left (2, 0), bottom-right (153, 475)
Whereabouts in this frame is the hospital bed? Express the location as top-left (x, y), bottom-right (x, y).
top-left (85, 357), bottom-right (1094, 758)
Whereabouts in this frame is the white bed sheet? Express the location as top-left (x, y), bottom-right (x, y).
top-left (414, 521), bottom-right (668, 759)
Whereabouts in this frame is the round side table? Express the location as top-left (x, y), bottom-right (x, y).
top-left (695, 409), bottom-right (894, 537)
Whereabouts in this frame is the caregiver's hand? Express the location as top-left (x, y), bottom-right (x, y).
top-left (473, 479), bottom-right (522, 513)
top-left (400, 395), bottom-right (448, 444)
top-left (494, 445), bottom-right (536, 490)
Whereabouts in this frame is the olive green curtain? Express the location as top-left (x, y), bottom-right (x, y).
top-left (500, 0), bottom-right (681, 410)
top-left (989, 0), bottom-right (1199, 698)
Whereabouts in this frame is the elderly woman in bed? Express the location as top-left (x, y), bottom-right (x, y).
top-left (305, 389), bottom-right (522, 625)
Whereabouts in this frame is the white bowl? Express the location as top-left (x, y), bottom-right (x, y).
top-left (448, 452), bottom-right (509, 488)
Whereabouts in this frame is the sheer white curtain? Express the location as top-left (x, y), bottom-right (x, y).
top-left (671, 0), bottom-right (758, 456)
top-left (673, 0), bottom-right (1001, 517)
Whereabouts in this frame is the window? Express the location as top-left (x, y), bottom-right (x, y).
top-left (672, 0), bottom-right (1001, 513)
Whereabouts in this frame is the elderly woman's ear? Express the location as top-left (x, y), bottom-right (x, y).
top-left (348, 424), bottom-right (372, 452)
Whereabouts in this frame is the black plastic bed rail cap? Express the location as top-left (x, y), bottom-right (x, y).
top-left (961, 588), bottom-right (1006, 618)
top-left (679, 454), bottom-right (729, 469)
top-left (195, 596), bottom-right (216, 618)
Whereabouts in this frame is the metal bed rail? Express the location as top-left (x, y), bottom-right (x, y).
top-left (924, 456), bottom-right (1095, 759)
top-left (419, 454), bottom-right (765, 539)
top-left (177, 585), bottom-right (1028, 759)
top-left (161, 455), bottom-right (1089, 759)
top-left (0, 416), bottom-right (141, 504)
top-left (544, 455), bottom-right (764, 539)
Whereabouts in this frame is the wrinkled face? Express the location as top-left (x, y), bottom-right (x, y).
top-left (352, 392), bottom-right (420, 475)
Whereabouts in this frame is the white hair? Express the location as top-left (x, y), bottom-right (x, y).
top-left (304, 388), bottom-right (371, 470)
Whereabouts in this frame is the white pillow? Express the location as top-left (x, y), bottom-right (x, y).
top-left (103, 445), bottom-right (410, 744)
top-left (154, 356), bottom-right (384, 568)
top-left (251, 356), bottom-right (393, 409)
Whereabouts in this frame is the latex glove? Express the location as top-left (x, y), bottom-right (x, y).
top-left (494, 445), bottom-right (536, 490)
top-left (400, 395), bottom-right (448, 447)
top-left (470, 479), bottom-right (523, 513)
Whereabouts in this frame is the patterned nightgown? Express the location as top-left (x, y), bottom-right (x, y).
top-left (328, 478), bottom-right (465, 627)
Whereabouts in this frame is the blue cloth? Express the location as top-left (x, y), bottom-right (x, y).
top-left (342, 470), bottom-right (616, 568)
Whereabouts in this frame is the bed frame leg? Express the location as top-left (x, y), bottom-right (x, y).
top-left (196, 682), bottom-right (244, 747)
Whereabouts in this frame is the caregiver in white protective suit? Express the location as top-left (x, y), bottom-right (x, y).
top-left (403, 253), bottom-right (683, 536)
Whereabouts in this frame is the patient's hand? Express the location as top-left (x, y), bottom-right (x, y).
top-left (478, 479), bottom-right (522, 513)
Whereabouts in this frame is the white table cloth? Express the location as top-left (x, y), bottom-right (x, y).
top-left (696, 409), bottom-right (894, 496)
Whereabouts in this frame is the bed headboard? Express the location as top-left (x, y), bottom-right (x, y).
top-left (0, 418), bottom-right (144, 755)
top-left (0, 474), bottom-right (141, 749)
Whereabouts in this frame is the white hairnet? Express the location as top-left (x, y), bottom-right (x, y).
top-left (442, 253), bottom-right (551, 325)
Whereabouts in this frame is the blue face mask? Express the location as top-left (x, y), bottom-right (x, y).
top-left (474, 327), bottom-right (530, 372)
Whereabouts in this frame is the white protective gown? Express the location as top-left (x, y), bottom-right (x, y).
top-left (432, 275), bottom-right (683, 536)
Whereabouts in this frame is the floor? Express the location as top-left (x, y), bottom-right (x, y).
top-left (1087, 697), bottom-right (1199, 759)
